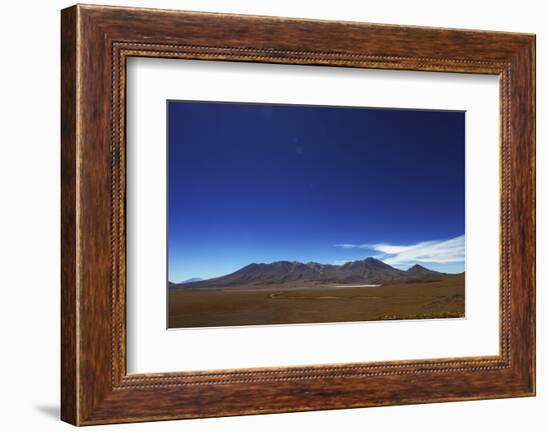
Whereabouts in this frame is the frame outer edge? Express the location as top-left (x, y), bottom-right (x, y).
top-left (61, 5), bottom-right (79, 426)
top-left (526, 35), bottom-right (536, 395)
top-left (524, 35), bottom-right (537, 396)
top-left (502, 35), bottom-right (536, 396)
top-left (60, 4), bottom-right (536, 425)
top-left (531, 34), bottom-right (536, 396)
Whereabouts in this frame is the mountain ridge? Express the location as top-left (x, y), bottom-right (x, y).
top-left (172, 258), bottom-right (456, 288)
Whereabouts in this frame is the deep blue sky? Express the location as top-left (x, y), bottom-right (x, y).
top-left (168, 101), bottom-right (465, 282)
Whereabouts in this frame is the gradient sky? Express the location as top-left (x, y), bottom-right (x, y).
top-left (168, 101), bottom-right (465, 282)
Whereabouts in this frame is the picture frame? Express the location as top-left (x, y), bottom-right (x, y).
top-left (61, 4), bottom-right (535, 425)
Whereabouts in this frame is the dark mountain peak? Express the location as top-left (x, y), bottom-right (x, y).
top-left (363, 257), bottom-right (385, 264)
top-left (271, 260), bottom-right (292, 267)
top-left (406, 264), bottom-right (438, 274)
top-left (361, 257), bottom-right (395, 269)
top-left (404, 264), bottom-right (446, 282)
top-left (340, 257), bottom-right (388, 269)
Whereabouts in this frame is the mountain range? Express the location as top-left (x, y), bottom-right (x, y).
top-left (170, 257), bottom-right (454, 288)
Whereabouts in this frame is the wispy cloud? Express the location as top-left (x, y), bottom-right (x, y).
top-left (335, 243), bottom-right (371, 249)
top-left (373, 235), bottom-right (464, 267)
top-left (335, 235), bottom-right (465, 268)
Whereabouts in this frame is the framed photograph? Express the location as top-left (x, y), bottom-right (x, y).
top-left (61, 4), bottom-right (535, 425)
top-left (166, 101), bottom-right (466, 329)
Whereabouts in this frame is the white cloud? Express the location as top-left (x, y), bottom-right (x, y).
top-left (335, 243), bottom-right (371, 249)
top-left (372, 235), bottom-right (465, 267)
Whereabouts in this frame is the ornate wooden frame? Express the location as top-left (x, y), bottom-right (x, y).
top-left (61, 4), bottom-right (535, 425)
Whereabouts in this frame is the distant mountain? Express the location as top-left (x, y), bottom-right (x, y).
top-left (405, 264), bottom-right (442, 277)
top-left (168, 278), bottom-right (203, 288)
top-left (171, 258), bottom-right (450, 288)
top-left (182, 277), bottom-right (203, 283)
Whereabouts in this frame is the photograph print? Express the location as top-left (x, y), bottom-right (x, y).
top-left (167, 101), bottom-right (465, 329)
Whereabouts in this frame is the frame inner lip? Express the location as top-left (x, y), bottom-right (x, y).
top-left (115, 44), bottom-right (511, 383)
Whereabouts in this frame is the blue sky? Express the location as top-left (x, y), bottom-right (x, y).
top-left (168, 101), bottom-right (465, 282)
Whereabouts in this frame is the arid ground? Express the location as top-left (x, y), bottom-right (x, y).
top-left (168, 273), bottom-right (465, 328)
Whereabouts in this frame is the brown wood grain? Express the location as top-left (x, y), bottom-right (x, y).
top-left (60, 5), bottom-right (78, 425)
top-left (61, 4), bottom-right (535, 425)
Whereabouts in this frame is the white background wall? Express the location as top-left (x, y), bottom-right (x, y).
top-left (0, 0), bottom-right (546, 429)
